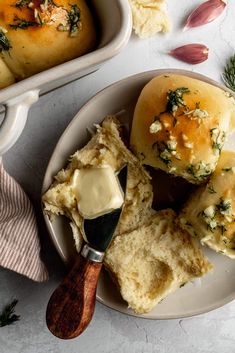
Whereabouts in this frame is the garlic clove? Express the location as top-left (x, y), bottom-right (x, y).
top-left (184, 0), bottom-right (227, 31)
top-left (169, 44), bottom-right (209, 65)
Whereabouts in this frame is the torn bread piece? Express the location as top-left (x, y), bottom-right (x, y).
top-left (42, 116), bottom-right (153, 252)
top-left (129, 0), bottom-right (171, 38)
top-left (104, 209), bottom-right (212, 314)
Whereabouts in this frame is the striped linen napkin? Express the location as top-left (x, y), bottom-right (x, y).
top-left (0, 158), bottom-right (48, 282)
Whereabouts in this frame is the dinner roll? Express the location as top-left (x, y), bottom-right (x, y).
top-left (180, 151), bottom-right (235, 258)
top-left (0, 0), bottom-right (96, 80)
top-left (0, 57), bottom-right (15, 88)
top-left (130, 74), bottom-right (235, 184)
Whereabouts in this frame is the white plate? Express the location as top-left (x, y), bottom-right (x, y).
top-left (42, 69), bottom-right (235, 319)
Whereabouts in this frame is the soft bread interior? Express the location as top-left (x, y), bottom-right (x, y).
top-left (43, 116), bottom-right (154, 251)
top-left (105, 209), bottom-right (213, 314)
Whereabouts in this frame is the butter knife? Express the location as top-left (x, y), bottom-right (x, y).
top-left (46, 165), bottom-right (128, 339)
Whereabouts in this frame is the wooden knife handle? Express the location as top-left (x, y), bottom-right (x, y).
top-left (46, 254), bottom-right (102, 339)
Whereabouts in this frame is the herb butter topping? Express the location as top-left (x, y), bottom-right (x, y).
top-left (10, 0), bottom-right (81, 37)
top-left (201, 198), bottom-right (234, 235)
top-left (166, 87), bottom-right (190, 115)
top-left (210, 128), bottom-right (226, 156)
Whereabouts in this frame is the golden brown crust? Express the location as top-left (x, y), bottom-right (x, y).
top-left (0, 0), bottom-right (96, 80)
top-left (180, 150), bottom-right (235, 258)
top-left (130, 74), bottom-right (235, 184)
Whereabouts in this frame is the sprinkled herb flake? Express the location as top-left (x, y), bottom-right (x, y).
top-left (0, 30), bottom-right (12, 52)
top-left (201, 198), bottom-right (234, 236)
top-left (220, 225), bottom-right (228, 236)
top-left (216, 199), bottom-right (231, 214)
top-left (222, 167), bottom-right (232, 172)
top-left (210, 128), bottom-right (226, 156)
top-left (166, 87), bottom-right (190, 114)
top-left (15, 0), bottom-right (31, 8)
top-left (10, 16), bottom-right (37, 30)
top-left (153, 140), bottom-right (180, 168)
top-left (68, 4), bottom-right (81, 36)
top-left (186, 161), bottom-right (212, 182)
top-left (207, 185), bottom-right (217, 194)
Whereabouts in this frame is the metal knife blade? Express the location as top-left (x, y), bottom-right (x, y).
top-left (83, 165), bottom-right (128, 252)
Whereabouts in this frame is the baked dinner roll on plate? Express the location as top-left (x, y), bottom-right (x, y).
top-left (0, 0), bottom-right (96, 80)
top-left (180, 151), bottom-right (235, 258)
top-left (130, 74), bottom-right (235, 184)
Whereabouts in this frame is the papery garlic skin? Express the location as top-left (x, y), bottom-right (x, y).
top-left (170, 44), bottom-right (209, 65)
top-left (184, 0), bottom-right (227, 31)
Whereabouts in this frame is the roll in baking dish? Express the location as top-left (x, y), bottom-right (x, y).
top-left (0, 0), bottom-right (96, 86)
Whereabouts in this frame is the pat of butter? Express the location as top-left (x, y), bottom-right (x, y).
top-left (71, 166), bottom-right (124, 219)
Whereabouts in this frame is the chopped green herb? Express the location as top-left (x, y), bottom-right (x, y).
top-left (15, 0), bottom-right (31, 8)
top-left (10, 16), bottom-right (37, 30)
top-left (0, 30), bottom-right (12, 52)
top-left (210, 128), bottom-right (226, 155)
top-left (68, 4), bottom-right (81, 36)
top-left (207, 185), bottom-right (217, 194)
top-left (223, 54), bottom-right (235, 92)
top-left (172, 117), bottom-right (177, 126)
top-left (187, 161), bottom-right (212, 182)
top-left (34, 9), bottom-right (44, 26)
top-left (153, 141), bottom-right (176, 167)
top-left (222, 167), bottom-right (232, 172)
top-left (220, 224), bottom-right (228, 235)
top-left (159, 152), bottom-right (171, 167)
top-left (0, 299), bottom-right (20, 327)
top-left (138, 151), bottom-right (146, 161)
top-left (216, 199), bottom-right (231, 213)
top-left (166, 87), bottom-right (190, 114)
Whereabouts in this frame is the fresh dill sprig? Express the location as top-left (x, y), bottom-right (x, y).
top-left (223, 54), bottom-right (235, 92)
top-left (0, 299), bottom-right (20, 327)
top-left (0, 30), bottom-right (12, 52)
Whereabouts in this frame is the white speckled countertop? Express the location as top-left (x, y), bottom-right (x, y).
top-left (1, 1), bottom-right (235, 352)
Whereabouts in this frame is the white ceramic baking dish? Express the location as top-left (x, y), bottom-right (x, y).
top-left (0, 0), bottom-right (132, 155)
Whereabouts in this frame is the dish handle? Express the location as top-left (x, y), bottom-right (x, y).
top-left (0, 90), bottom-right (39, 155)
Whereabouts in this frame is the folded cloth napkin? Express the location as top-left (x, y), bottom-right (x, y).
top-left (0, 158), bottom-right (48, 282)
